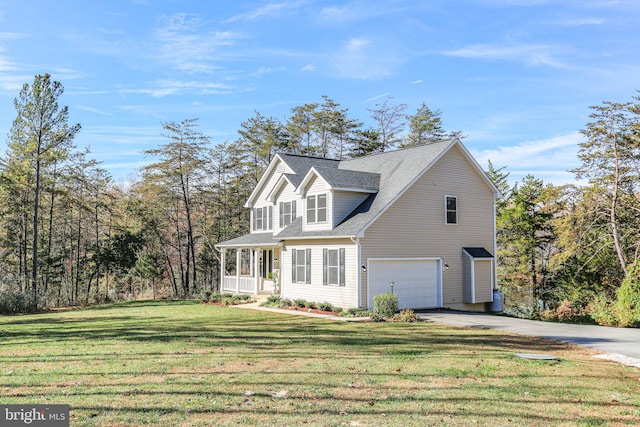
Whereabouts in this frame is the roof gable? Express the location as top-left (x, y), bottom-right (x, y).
top-left (245, 153), bottom-right (339, 208)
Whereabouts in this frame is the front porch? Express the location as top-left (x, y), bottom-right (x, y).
top-left (220, 246), bottom-right (280, 295)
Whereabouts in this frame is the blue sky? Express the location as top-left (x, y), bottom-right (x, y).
top-left (0, 0), bottom-right (638, 185)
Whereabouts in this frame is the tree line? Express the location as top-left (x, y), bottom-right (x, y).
top-left (0, 74), bottom-right (638, 326)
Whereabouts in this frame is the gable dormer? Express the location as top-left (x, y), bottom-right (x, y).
top-left (296, 167), bottom-right (380, 231)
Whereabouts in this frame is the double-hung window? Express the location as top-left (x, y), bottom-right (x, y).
top-left (253, 206), bottom-right (273, 231)
top-left (306, 194), bottom-right (327, 223)
top-left (445, 196), bottom-right (458, 225)
top-left (279, 201), bottom-right (296, 227)
top-left (323, 248), bottom-right (345, 286)
top-left (291, 248), bottom-right (311, 284)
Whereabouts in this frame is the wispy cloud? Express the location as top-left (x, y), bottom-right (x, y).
top-left (556, 17), bottom-right (605, 26)
top-left (226, 1), bottom-right (303, 22)
top-left (330, 38), bottom-right (400, 80)
top-left (443, 43), bottom-right (568, 68)
top-left (75, 105), bottom-right (113, 116)
top-left (154, 14), bottom-right (244, 75)
top-left (119, 80), bottom-right (238, 97)
top-left (472, 132), bottom-right (582, 185)
top-left (365, 93), bottom-right (390, 103)
top-left (301, 64), bottom-right (315, 72)
top-left (318, 1), bottom-right (418, 26)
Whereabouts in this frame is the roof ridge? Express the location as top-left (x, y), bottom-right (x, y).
top-left (278, 152), bottom-right (340, 161)
top-left (341, 138), bottom-right (456, 162)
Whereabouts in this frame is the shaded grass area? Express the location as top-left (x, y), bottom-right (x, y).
top-left (0, 300), bottom-right (639, 426)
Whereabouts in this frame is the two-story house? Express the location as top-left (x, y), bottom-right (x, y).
top-left (215, 138), bottom-right (502, 311)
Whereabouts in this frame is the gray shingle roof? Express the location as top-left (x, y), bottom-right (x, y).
top-left (281, 139), bottom-right (457, 238)
top-left (277, 154), bottom-right (339, 175)
top-left (215, 233), bottom-right (282, 248)
top-left (463, 247), bottom-right (494, 258)
top-left (310, 167), bottom-right (380, 192)
top-left (218, 138), bottom-right (497, 246)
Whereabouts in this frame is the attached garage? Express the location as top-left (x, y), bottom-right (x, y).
top-left (367, 258), bottom-right (442, 310)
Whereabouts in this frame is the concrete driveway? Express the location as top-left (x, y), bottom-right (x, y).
top-left (418, 310), bottom-right (640, 368)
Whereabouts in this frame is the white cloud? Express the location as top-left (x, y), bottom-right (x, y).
top-left (226, 1), bottom-right (303, 22)
top-left (365, 93), bottom-right (390, 103)
top-left (443, 43), bottom-right (568, 68)
top-left (256, 66), bottom-right (286, 76)
top-left (154, 14), bottom-right (244, 75)
top-left (119, 80), bottom-right (236, 97)
top-left (330, 37), bottom-right (399, 80)
top-left (75, 105), bottom-right (113, 116)
top-left (556, 17), bottom-right (605, 26)
top-left (471, 132), bottom-right (582, 185)
top-left (301, 64), bottom-right (315, 72)
top-left (411, 79), bottom-right (423, 84)
top-left (318, 1), bottom-right (418, 26)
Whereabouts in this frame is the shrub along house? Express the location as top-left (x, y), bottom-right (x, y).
top-left (215, 138), bottom-right (502, 311)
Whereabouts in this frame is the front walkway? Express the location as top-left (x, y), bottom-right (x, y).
top-left (418, 310), bottom-right (640, 367)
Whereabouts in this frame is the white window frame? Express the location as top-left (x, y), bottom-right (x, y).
top-left (254, 206), bottom-right (272, 231)
top-left (306, 194), bottom-right (327, 224)
top-left (307, 195), bottom-right (316, 223)
top-left (317, 194), bottom-right (327, 222)
top-left (445, 195), bottom-right (458, 225)
top-left (292, 248), bottom-right (311, 284)
top-left (280, 201), bottom-right (296, 227)
top-left (327, 249), bottom-right (339, 285)
top-left (323, 248), bottom-right (345, 286)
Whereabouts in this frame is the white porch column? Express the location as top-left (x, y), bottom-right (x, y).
top-left (220, 248), bottom-right (226, 291)
top-left (254, 249), bottom-right (260, 294)
top-left (235, 248), bottom-right (241, 293)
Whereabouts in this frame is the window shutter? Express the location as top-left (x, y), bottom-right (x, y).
top-left (323, 249), bottom-right (328, 286)
top-left (339, 248), bottom-right (345, 286)
top-left (279, 202), bottom-right (283, 228)
top-left (253, 209), bottom-right (257, 231)
top-left (305, 248), bottom-right (311, 284)
top-left (292, 200), bottom-right (297, 220)
top-left (291, 249), bottom-right (297, 283)
top-left (268, 206), bottom-right (273, 230)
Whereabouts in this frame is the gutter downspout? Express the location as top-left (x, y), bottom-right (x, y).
top-left (350, 236), bottom-right (361, 308)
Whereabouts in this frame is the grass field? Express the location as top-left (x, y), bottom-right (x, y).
top-left (0, 300), bottom-right (638, 426)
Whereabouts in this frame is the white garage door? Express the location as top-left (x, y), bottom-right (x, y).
top-left (367, 259), bottom-right (441, 310)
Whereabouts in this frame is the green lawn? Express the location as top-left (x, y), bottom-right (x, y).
top-left (0, 300), bottom-right (638, 426)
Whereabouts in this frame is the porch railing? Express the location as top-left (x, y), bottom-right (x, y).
top-left (222, 276), bottom-right (255, 293)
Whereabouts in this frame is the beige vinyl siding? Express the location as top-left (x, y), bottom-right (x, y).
top-left (463, 257), bottom-right (493, 303)
top-left (360, 145), bottom-right (496, 309)
top-left (280, 239), bottom-right (358, 308)
top-left (473, 260), bottom-right (493, 302)
top-left (274, 184), bottom-right (299, 234)
top-left (462, 254), bottom-right (473, 303)
top-left (303, 176), bottom-right (332, 232)
top-left (333, 190), bottom-right (370, 227)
